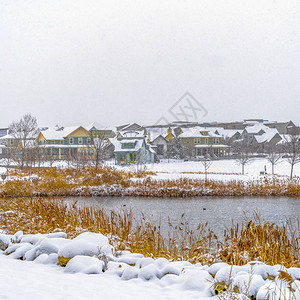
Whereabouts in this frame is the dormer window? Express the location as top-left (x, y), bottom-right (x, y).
top-left (121, 142), bottom-right (135, 149)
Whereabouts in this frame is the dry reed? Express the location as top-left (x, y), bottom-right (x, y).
top-left (1, 167), bottom-right (300, 198)
top-left (0, 197), bottom-right (299, 268)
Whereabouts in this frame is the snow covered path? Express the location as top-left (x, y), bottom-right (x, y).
top-left (0, 255), bottom-right (214, 300)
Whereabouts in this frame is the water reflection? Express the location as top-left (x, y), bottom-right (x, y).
top-left (65, 196), bottom-right (300, 237)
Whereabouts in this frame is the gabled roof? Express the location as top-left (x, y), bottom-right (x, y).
top-left (118, 123), bottom-right (144, 132)
top-left (38, 126), bottom-right (84, 140)
top-left (146, 127), bottom-right (170, 142)
top-left (113, 138), bottom-right (145, 152)
top-left (244, 124), bottom-right (269, 134)
top-left (214, 128), bottom-right (243, 139)
top-left (85, 121), bottom-right (105, 131)
top-left (0, 134), bottom-right (15, 140)
top-left (179, 127), bottom-right (221, 138)
top-left (254, 132), bottom-right (281, 144)
top-left (120, 130), bottom-right (145, 138)
top-left (152, 134), bottom-right (168, 143)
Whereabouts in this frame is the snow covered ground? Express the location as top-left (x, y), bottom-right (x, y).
top-left (0, 254), bottom-right (208, 300)
top-left (138, 158), bottom-right (300, 181)
top-left (0, 231), bottom-right (299, 300)
top-left (1, 158), bottom-right (299, 182)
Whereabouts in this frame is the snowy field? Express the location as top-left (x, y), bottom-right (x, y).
top-left (1, 231), bottom-right (299, 300)
top-left (1, 158), bottom-right (299, 182)
top-left (139, 158), bottom-right (300, 181)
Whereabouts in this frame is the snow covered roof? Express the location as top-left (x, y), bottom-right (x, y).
top-left (214, 128), bottom-right (243, 139)
top-left (0, 134), bottom-right (14, 140)
top-left (39, 126), bottom-right (83, 140)
top-left (85, 121), bottom-right (105, 131)
top-left (178, 127), bottom-right (220, 138)
top-left (85, 122), bottom-right (115, 132)
top-left (146, 128), bottom-right (169, 142)
top-left (244, 124), bottom-right (269, 134)
top-left (113, 139), bottom-right (144, 152)
top-left (120, 130), bottom-right (145, 138)
top-left (118, 123), bottom-right (144, 132)
top-left (244, 125), bottom-right (281, 144)
top-left (254, 132), bottom-right (280, 143)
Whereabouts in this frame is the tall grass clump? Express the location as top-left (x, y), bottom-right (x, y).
top-left (218, 212), bottom-right (300, 267)
top-left (1, 167), bottom-right (300, 197)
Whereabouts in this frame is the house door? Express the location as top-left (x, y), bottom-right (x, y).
top-left (130, 153), bottom-right (135, 163)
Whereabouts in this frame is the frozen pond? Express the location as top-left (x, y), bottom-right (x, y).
top-left (66, 196), bottom-right (300, 237)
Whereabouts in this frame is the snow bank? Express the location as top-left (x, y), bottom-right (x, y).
top-left (1, 231), bottom-right (299, 300)
top-left (65, 255), bottom-right (105, 274)
top-left (57, 232), bottom-right (110, 266)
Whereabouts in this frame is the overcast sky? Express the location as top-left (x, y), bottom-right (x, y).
top-left (1, 0), bottom-right (299, 128)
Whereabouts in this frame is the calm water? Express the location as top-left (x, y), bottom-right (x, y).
top-left (66, 196), bottom-right (300, 237)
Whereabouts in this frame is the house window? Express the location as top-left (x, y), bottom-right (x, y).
top-left (194, 138), bottom-right (200, 144)
top-left (69, 137), bottom-right (74, 145)
top-left (205, 138), bottom-right (208, 144)
top-left (78, 137), bottom-right (83, 145)
top-left (122, 142), bottom-right (135, 149)
top-left (87, 137), bottom-right (91, 144)
top-left (157, 145), bottom-right (164, 155)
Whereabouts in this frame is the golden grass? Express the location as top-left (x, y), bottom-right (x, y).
top-left (218, 212), bottom-right (300, 267)
top-left (0, 197), bottom-right (299, 267)
top-left (1, 167), bottom-right (300, 197)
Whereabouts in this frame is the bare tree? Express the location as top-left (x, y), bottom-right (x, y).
top-left (2, 146), bottom-right (17, 176)
top-left (234, 140), bottom-right (254, 175)
top-left (265, 144), bottom-right (282, 176)
top-left (135, 148), bottom-right (147, 174)
top-left (200, 154), bottom-right (213, 182)
top-left (70, 149), bottom-right (89, 176)
top-left (9, 114), bottom-right (39, 169)
top-left (284, 128), bottom-right (300, 179)
top-left (89, 133), bottom-right (110, 172)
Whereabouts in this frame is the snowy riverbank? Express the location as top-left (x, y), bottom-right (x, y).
top-left (1, 231), bottom-right (299, 299)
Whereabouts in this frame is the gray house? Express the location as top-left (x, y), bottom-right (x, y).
top-left (151, 135), bottom-right (168, 158)
top-left (242, 124), bottom-right (282, 152)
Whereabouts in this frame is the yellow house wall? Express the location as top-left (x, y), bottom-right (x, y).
top-left (165, 133), bottom-right (174, 142)
top-left (36, 132), bottom-right (46, 142)
top-left (68, 127), bottom-right (91, 138)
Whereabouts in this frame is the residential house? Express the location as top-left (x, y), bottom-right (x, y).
top-left (213, 128), bottom-right (243, 144)
top-left (86, 122), bottom-right (116, 138)
top-left (0, 128), bottom-right (8, 138)
top-left (178, 127), bottom-right (230, 158)
top-left (36, 126), bottom-right (93, 160)
top-left (113, 134), bottom-right (156, 165)
top-left (242, 124), bottom-right (282, 152)
top-left (145, 127), bottom-right (170, 158)
top-left (117, 123), bottom-right (145, 132)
